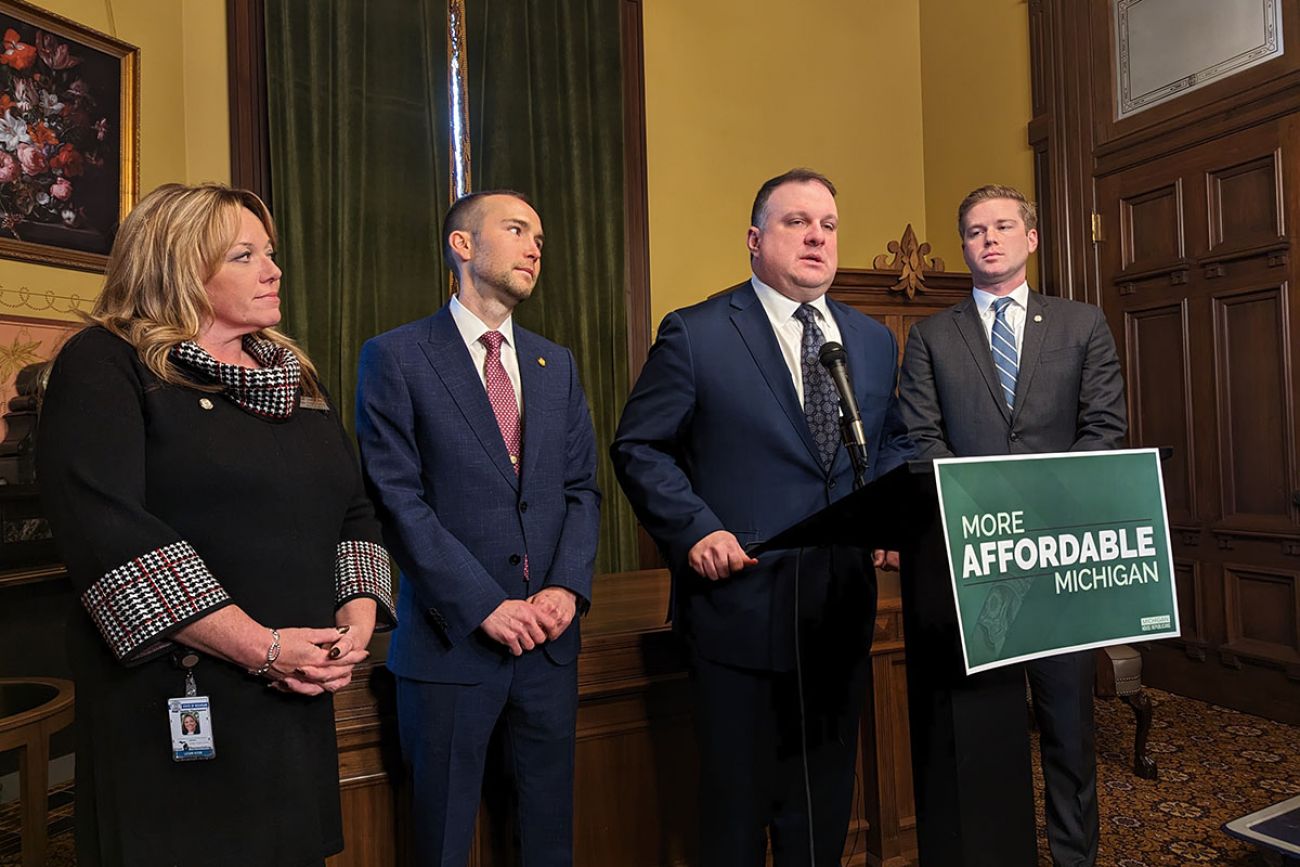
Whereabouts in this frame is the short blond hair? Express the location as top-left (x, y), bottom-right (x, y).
top-left (89, 183), bottom-right (320, 397)
top-left (957, 184), bottom-right (1038, 235)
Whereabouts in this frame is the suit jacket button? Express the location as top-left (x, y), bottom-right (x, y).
top-left (519, 501), bottom-right (529, 513)
top-left (509, 554), bottom-right (522, 565)
top-left (1009, 432), bottom-right (1020, 442)
top-left (828, 479), bottom-right (838, 489)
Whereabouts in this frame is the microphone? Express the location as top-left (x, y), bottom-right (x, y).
top-left (818, 341), bottom-right (869, 488)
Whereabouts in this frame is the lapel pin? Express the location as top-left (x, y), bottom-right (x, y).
top-left (199, 398), bottom-right (214, 410)
top-left (537, 357), bottom-right (547, 367)
top-left (1033, 314), bottom-right (1043, 322)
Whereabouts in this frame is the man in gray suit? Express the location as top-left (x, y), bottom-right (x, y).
top-left (898, 184), bottom-right (1126, 867)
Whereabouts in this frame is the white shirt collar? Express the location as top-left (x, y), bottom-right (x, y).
top-left (449, 293), bottom-right (516, 350)
top-left (972, 281), bottom-right (1030, 315)
top-left (750, 274), bottom-right (832, 324)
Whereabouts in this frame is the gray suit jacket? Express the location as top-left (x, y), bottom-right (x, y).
top-left (898, 290), bottom-right (1126, 458)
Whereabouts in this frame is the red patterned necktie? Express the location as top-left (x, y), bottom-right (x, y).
top-left (479, 331), bottom-right (521, 474)
top-left (481, 331), bottom-right (527, 581)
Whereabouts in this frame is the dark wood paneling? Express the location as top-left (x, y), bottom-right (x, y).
top-left (1208, 152), bottom-right (1283, 252)
top-left (1031, 142), bottom-right (1055, 296)
top-left (1120, 182), bottom-right (1183, 270)
top-left (621, 0), bottom-right (652, 383)
top-left (1213, 286), bottom-right (1296, 529)
top-left (1124, 302), bottom-right (1195, 521)
top-left (860, 637), bottom-right (917, 867)
top-left (328, 661), bottom-right (405, 867)
top-left (1036, 1), bottom-right (1300, 721)
top-left (1223, 564), bottom-right (1300, 668)
top-left (1028, 0), bottom-right (1049, 118)
top-left (226, 0), bottom-right (270, 200)
top-left (1172, 558), bottom-right (1205, 657)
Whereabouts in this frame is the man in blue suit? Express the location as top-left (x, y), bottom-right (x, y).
top-left (356, 190), bottom-right (600, 867)
top-left (611, 169), bottom-right (912, 866)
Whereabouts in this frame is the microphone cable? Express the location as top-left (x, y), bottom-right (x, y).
top-left (794, 545), bottom-right (818, 866)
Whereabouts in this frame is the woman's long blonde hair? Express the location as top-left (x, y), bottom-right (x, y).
top-left (89, 182), bottom-right (321, 398)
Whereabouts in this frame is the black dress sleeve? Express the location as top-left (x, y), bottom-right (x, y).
top-left (37, 328), bottom-right (234, 664)
top-left (317, 382), bottom-right (396, 631)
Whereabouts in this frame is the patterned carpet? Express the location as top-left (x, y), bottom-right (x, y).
top-left (1033, 688), bottom-right (1299, 866)
top-left (2, 688), bottom-right (1296, 866)
top-left (0, 780), bottom-right (73, 866)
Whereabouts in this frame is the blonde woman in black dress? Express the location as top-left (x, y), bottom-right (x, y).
top-left (38, 183), bottom-right (395, 867)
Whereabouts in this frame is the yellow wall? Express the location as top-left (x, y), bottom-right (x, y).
top-left (4, 2), bottom-right (1031, 326)
top-left (642, 0), bottom-right (928, 327)
top-left (643, 0), bottom-right (1035, 323)
top-left (0, 0), bottom-right (228, 322)
top-left (919, 0), bottom-right (1036, 275)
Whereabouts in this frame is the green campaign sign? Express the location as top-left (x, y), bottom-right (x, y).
top-left (933, 449), bottom-right (1179, 674)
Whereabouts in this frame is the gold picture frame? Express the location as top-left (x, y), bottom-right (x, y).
top-left (0, 0), bottom-right (138, 272)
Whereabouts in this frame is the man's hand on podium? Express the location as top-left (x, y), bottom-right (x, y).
top-left (873, 549), bottom-right (900, 572)
top-left (689, 530), bottom-right (759, 580)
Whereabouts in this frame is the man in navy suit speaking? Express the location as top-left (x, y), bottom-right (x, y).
top-left (612, 169), bottom-right (912, 866)
top-left (356, 191), bottom-right (600, 866)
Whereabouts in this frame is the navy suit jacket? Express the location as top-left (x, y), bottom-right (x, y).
top-left (356, 304), bottom-right (601, 684)
top-left (611, 282), bottom-right (913, 670)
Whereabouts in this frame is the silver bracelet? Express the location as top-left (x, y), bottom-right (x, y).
top-left (249, 628), bottom-right (281, 677)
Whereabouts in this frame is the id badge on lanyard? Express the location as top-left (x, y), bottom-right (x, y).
top-left (168, 651), bottom-right (216, 761)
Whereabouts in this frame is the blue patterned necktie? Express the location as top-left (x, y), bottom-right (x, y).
top-left (991, 296), bottom-right (1019, 410)
top-left (794, 304), bottom-right (839, 470)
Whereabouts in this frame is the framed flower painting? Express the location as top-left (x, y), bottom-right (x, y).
top-left (0, 0), bottom-right (137, 272)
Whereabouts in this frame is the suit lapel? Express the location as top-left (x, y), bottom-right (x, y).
top-left (953, 296), bottom-right (1012, 424)
top-left (1012, 291), bottom-right (1048, 419)
top-left (729, 284), bottom-right (824, 468)
top-left (516, 329), bottom-right (550, 490)
top-left (418, 306), bottom-right (520, 490)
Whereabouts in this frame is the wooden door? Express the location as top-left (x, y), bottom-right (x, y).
top-left (1093, 84), bottom-right (1300, 725)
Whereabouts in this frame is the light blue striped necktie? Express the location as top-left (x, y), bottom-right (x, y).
top-left (990, 296), bottom-right (1018, 410)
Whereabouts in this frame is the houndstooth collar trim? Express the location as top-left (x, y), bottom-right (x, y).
top-left (169, 337), bottom-right (302, 420)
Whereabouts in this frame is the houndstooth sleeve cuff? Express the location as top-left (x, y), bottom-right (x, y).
top-left (81, 540), bottom-right (232, 664)
top-left (335, 540), bottom-right (396, 630)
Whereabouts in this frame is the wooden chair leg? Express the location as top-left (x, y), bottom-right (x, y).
top-left (19, 734), bottom-right (50, 867)
top-left (1123, 689), bottom-right (1158, 780)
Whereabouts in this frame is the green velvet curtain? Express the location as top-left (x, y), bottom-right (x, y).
top-left (264, 0), bottom-right (639, 574)
top-left (265, 0), bottom-right (453, 424)
top-left (465, 0), bottom-right (638, 575)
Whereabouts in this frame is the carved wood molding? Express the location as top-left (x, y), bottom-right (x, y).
top-left (871, 224), bottom-right (947, 300)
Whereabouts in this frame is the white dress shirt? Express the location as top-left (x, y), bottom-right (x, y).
top-left (449, 293), bottom-right (523, 413)
top-left (972, 281), bottom-right (1030, 354)
top-left (750, 275), bottom-right (843, 407)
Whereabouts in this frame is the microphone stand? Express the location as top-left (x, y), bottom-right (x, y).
top-left (840, 418), bottom-right (869, 491)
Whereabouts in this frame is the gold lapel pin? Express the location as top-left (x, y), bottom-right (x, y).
top-left (537, 357), bottom-right (547, 367)
top-left (199, 398), bottom-right (214, 410)
top-left (1033, 314), bottom-right (1043, 322)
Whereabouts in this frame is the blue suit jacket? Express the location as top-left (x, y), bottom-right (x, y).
top-left (611, 282), bottom-right (913, 670)
top-left (356, 304), bottom-right (601, 684)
